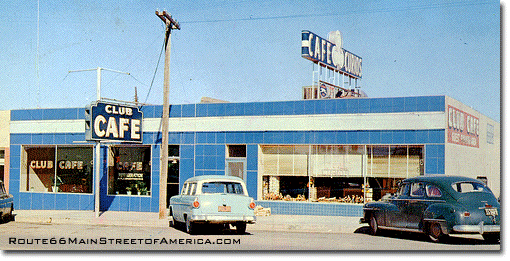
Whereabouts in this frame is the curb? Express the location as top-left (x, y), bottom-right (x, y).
top-left (12, 210), bottom-right (363, 234)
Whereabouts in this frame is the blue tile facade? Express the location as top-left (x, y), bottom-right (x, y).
top-left (8, 96), bottom-right (447, 215)
top-left (255, 201), bottom-right (363, 216)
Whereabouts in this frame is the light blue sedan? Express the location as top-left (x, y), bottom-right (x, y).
top-left (169, 175), bottom-right (256, 234)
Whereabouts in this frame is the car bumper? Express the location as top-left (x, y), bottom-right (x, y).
top-left (189, 214), bottom-right (256, 224)
top-left (452, 221), bottom-right (500, 234)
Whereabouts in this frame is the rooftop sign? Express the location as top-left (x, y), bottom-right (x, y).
top-left (301, 30), bottom-right (362, 79)
top-left (85, 102), bottom-right (143, 143)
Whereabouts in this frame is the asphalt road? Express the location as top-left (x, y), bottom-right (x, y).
top-left (0, 221), bottom-right (500, 251)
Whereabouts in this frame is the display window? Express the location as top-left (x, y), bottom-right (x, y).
top-left (260, 144), bottom-right (424, 203)
top-left (107, 146), bottom-right (151, 196)
top-left (20, 145), bottom-right (93, 193)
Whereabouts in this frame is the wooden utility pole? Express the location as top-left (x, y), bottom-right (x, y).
top-left (156, 10), bottom-right (180, 219)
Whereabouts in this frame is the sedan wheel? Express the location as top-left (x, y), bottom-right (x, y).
top-left (185, 217), bottom-right (195, 235)
top-left (236, 222), bottom-right (247, 234)
top-left (482, 233), bottom-right (500, 243)
top-left (427, 222), bottom-right (447, 243)
top-left (369, 215), bottom-right (379, 236)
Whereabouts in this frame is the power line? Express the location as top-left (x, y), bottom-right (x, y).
top-left (181, 1), bottom-right (493, 24)
top-left (141, 37), bottom-right (166, 107)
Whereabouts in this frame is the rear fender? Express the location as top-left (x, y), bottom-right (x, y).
top-left (423, 203), bottom-right (455, 233)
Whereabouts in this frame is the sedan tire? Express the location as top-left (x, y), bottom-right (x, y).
top-left (427, 222), bottom-right (448, 243)
top-left (369, 215), bottom-right (379, 236)
top-left (185, 217), bottom-right (195, 235)
top-left (236, 222), bottom-right (247, 234)
top-left (482, 233), bottom-right (500, 243)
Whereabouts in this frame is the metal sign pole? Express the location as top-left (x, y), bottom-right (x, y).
top-left (94, 141), bottom-right (101, 217)
top-left (69, 67), bottom-right (130, 218)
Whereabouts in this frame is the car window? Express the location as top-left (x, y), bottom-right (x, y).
top-left (202, 182), bottom-right (244, 195)
top-left (452, 182), bottom-right (490, 193)
top-left (181, 183), bottom-right (189, 195)
top-left (397, 183), bottom-right (410, 196)
top-left (426, 184), bottom-right (442, 197)
top-left (410, 182), bottom-right (426, 197)
top-left (189, 183), bottom-right (197, 195)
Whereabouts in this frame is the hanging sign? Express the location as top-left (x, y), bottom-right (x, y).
top-left (85, 102), bottom-right (143, 143)
top-left (301, 30), bottom-right (362, 79)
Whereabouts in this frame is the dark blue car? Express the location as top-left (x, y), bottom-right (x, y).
top-left (0, 181), bottom-right (14, 222)
top-left (360, 175), bottom-right (500, 243)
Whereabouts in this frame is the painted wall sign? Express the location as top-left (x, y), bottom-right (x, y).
top-left (447, 105), bottom-right (479, 148)
top-left (85, 102), bottom-right (143, 143)
top-left (301, 30), bottom-right (362, 79)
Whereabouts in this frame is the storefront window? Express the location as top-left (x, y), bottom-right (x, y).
top-left (260, 144), bottom-right (424, 203)
top-left (108, 146), bottom-right (151, 196)
top-left (20, 146), bottom-right (93, 193)
top-left (368, 146), bottom-right (389, 177)
top-left (389, 146), bottom-right (407, 177)
top-left (56, 146), bottom-right (93, 193)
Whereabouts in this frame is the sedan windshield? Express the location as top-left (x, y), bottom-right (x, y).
top-left (202, 182), bottom-right (244, 195)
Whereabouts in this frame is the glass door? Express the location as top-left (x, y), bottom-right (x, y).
top-left (166, 145), bottom-right (180, 207)
top-left (226, 159), bottom-right (246, 181)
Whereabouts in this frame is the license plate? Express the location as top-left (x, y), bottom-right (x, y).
top-left (485, 208), bottom-right (498, 216)
top-left (218, 206), bottom-right (231, 212)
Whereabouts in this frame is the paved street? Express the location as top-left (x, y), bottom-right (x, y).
top-left (0, 216), bottom-right (500, 251)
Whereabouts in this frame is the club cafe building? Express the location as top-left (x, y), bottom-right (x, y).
top-left (0, 94), bottom-right (499, 216)
top-left (1, 31), bottom-right (500, 217)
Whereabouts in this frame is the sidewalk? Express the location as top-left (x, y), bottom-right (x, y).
top-left (12, 210), bottom-right (363, 234)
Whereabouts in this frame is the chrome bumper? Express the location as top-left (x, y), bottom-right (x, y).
top-left (190, 214), bottom-right (256, 224)
top-left (453, 221), bottom-right (500, 234)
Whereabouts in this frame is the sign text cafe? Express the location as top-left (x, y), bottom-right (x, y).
top-left (85, 102), bottom-right (143, 143)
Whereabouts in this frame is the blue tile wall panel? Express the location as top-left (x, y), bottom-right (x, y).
top-left (106, 196), bottom-right (120, 211)
top-left (404, 130), bottom-right (417, 143)
top-left (68, 194), bottom-right (81, 210)
top-left (255, 201), bottom-right (363, 216)
top-left (80, 195), bottom-right (94, 210)
top-left (55, 194), bottom-right (68, 210)
top-left (129, 197), bottom-right (141, 212)
top-left (140, 105), bottom-right (155, 118)
top-left (168, 104), bottom-right (181, 117)
top-left (246, 171), bottom-right (257, 198)
top-left (10, 134), bottom-right (32, 145)
top-left (11, 109), bottom-right (43, 121)
top-left (140, 197), bottom-right (151, 212)
top-left (181, 104), bottom-right (195, 117)
top-left (19, 193), bottom-right (32, 209)
top-left (42, 193), bottom-right (56, 209)
top-left (404, 97), bottom-right (418, 111)
top-left (8, 180), bottom-right (19, 199)
top-left (31, 193), bottom-right (43, 209)
top-left (119, 196), bottom-right (129, 211)
top-left (9, 96), bottom-right (445, 123)
top-left (424, 144), bottom-right (445, 174)
top-left (182, 132), bottom-right (195, 144)
top-left (247, 145), bottom-right (258, 171)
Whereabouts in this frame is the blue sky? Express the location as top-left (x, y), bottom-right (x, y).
top-left (0, 0), bottom-right (501, 121)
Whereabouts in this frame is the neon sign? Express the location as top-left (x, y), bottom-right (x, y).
top-left (85, 102), bottom-right (143, 143)
top-left (301, 30), bottom-right (362, 79)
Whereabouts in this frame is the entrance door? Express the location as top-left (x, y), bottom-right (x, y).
top-left (226, 159), bottom-right (246, 181)
top-left (166, 158), bottom-right (180, 207)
